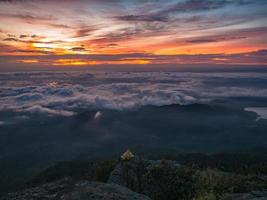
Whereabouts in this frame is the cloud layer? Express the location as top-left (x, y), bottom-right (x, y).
top-left (1, 71), bottom-right (267, 116)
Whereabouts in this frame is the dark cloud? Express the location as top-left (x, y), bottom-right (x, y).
top-left (167, 0), bottom-right (228, 12)
top-left (186, 26), bottom-right (267, 44)
top-left (157, 0), bottom-right (261, 15)
top-left (71, 47), bottom-right (86, 51)
top-left (7, 34), bottom-right (16, 37)
top-left (187, 39), bottom-right (217, 43)
top-left (247, 49), bottom-right (267, 56)
top-left (3, 37), bottom-right (19, 42)
top-left (19, 34), bottom-right (28, 38)
top-left (0, 13), bottom-right (53, 21)
top-left (116, 0), bottom-right (231, 23)
top-left (116, 0), bottom-right (265, 24)
top-left (5, 49), bottom-right (53, 54)
top-left (107, 43), bottom-right (118, 47)
top-left (74, 26), bottom-right (97, 38)
top-left (93, 23), bottom-right (167, 44)
top-left (48, 24), bottom-right (71, 29)
top-left (187, 36), bottom-right (246, 43)
top-left (3, 36), bottom-right (63, 44)
top-left (115, 14), bottom-right (168, 22)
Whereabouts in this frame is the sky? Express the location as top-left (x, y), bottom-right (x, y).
top-left (0, 0), bottom-right (267, 69)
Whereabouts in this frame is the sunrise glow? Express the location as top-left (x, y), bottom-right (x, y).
top-left (0, 0), bottom-right (267, 68)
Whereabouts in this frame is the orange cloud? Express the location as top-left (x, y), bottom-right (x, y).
top-left (17, 59), bottom-right (39, 63)
top-left (52, 58), bottom-right (151, 66)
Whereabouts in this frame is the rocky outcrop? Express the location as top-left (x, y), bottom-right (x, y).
top-left (64, 181), bottom-right (151, 200)
top-left (2, 178), bottom-right (151, 200)
top-left (108, 150), bottom-right (180, 193)
top-left (2, 178), bottom-right (73, 200)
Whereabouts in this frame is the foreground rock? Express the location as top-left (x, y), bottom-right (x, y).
top-left (108, 150), bottom-right (180, 193)
top-left (65, 181), bottom-right (151, 200)
top-left (2, 178), bottom-right (151, 200)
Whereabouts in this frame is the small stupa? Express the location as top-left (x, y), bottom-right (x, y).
top-left (121, 149), bottom-right (134, 161)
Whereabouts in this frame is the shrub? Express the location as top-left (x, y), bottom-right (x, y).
top-left (143, 161), bottom-right (197, 200)
top-left (30, 159), bottom-right (117, 186)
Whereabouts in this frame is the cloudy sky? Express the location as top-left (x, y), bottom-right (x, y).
top-left (0, 0), bottom-right (267, 69)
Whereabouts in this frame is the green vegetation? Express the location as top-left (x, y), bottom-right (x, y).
top-left (195, 169), bottom-right (266, 200)
top-left (30, 159), bottom-right (117, 185)
top-left (148, 153), bottom-right (267, 175)
top-left (144, 163), bottom-right (197, 200)
top-left (117, 159), bottom-right (266, 200)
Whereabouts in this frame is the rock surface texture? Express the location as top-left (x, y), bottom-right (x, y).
top-left (2, 178), bottom-right (151, 200)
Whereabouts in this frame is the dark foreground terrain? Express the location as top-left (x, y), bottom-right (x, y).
top-left (1, 102), bottom-right (267, 199)
top-left (1, 152), bottom-right (267, 200)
